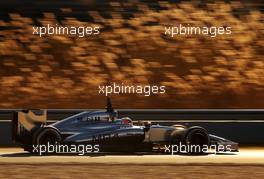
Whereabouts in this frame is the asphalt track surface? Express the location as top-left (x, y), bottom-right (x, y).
top-left (0, 147), bottom-right (264, 178)
top-left (0, 147), bottom-right (263, 164)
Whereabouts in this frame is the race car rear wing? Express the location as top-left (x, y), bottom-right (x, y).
top-left (12, 109), bottom-right (47, 143)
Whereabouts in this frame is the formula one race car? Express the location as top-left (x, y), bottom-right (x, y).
top-left (12, 98), bottom-right (238, 154)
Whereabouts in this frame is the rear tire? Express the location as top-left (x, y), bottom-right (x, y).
top-left (36, 127), bottom-right (61, 145)
top-left (27, 127), bottom-right (61, 154)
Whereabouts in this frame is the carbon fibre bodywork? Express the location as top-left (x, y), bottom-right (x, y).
top-left (51, 111), bottom-right (146, 148)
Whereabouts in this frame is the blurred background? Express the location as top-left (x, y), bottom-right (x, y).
top-left (0, 0), bottom-right (263, 109)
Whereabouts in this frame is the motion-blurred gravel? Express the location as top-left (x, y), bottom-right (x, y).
top-left (0, 1), bottom-right (263, 108)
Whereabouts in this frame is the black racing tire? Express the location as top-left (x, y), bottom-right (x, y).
top-left (183, 126), bottom-right (209, 154)
top-left (24, 128), bottom-right (61, 153)
top-left (35, 127), bottom-right (61, 146)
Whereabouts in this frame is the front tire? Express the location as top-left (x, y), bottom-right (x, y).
top-left (183, 127), bottom-right (209, 154)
